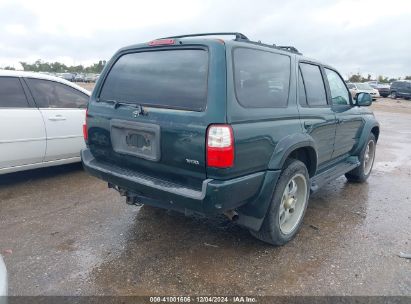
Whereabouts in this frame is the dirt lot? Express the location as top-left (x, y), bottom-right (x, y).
top-left (76, 82), bottom-right (95, 92)
top-left (0, 98), bottom-right (410, 296)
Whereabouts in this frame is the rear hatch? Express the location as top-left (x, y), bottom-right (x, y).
top-left (87, 40), bottom-right (226, 190)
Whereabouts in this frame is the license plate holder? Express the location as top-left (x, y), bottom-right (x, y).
top-left (110, 119), bottom-right (161, 161)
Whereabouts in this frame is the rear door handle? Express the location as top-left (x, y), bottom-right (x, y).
top-left (48, 115), bottom-right (66, 121)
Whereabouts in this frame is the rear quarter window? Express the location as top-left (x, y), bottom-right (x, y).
top-left (0, 77), bottom-right (29, 108)
top-left (233, 48), bottom-right (291, 108)
top-left (99, 49), bottom-right (208, 111)
top-left (26, 78), bottom-right (89, 108)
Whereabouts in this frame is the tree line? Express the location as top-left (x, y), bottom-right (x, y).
top-left (3, 59), bottom-right (107, 74)
top-left (348, 73), bottom-right (411, 83)
top-left (2, 61), bottom-right (410, 82)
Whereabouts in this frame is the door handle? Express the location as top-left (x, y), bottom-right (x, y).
top-left (48, 115), bottom-right (66, 121)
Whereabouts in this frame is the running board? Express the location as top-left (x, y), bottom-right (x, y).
top-left (310, 157), bottom-right (360, 193)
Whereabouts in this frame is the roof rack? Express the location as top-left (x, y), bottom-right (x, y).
top-left (278, 46), bottom-right (300, 54)
top-left (239, 40), bottom-right (302, 55)
top-left (162, 32), bottom-right (249, 41)
top-left (160, 32), bottom-right (301, 55)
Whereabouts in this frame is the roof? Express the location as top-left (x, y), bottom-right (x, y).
top-left (0, 70), bottom-right (91, 96)
top-left (119, 32), bottom-right (304, 58)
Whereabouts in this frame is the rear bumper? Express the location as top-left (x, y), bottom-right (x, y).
top-left (81, 149), bottom-right (280, 227)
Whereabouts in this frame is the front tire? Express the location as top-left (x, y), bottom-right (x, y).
top-left (250, 159), bottom-right (309, 245)
top-left (345, 133), bottom-right (376, 183)
top-left (391, 91), bottom-right (397, 99)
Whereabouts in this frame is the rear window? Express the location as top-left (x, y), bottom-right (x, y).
top-left (0, 77), bottom-right (29, 108)
top-left (233, 48), bottom-right (291, 108)
top-left (99, 49), bottom-right (208, 111)
top-left (299, 63), bottom-right (327, 106)
top-left (26, 79), bottom-right (89, 108)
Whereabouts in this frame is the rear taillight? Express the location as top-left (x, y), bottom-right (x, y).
top-left (206, 125), bottom-right (234, 168)
top-left (83, 109), bottom-right (88, 142)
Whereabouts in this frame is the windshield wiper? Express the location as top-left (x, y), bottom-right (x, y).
top-left (97, 98), bottom-right (147, 116)
top-left (98, 98), bottom-right (139, 109)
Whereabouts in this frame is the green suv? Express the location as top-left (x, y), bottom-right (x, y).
top-left (81, 33), bottom-right (379, 245)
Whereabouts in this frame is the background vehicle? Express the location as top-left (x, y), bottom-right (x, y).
top-left (390, 80), bottom-right (411, 99)
top-left (82, 32), bottom-right (379, 245)
top-left (74, 73), bottom-right (85, 82)
top-left (367, 81), bottom-right (390, 97)
top-left (84, 73), bottom-right (98, 83)
top-left (0, 70), bottom-right (90, 174)
top-left (347, 82), bottom-right (380, 100)
top-left (57, 72), bottom-right (75, 82)
top-left (0, 255), bottom-right (6, 297)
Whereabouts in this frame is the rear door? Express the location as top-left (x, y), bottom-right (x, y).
top-left (323, 68), bottom-right (364, 158)
top-left (0, 76), bottom-right (46, 169)
top-left (25, 78), bottom-right (88, 161)
top-left (404, 82), bottom-right (411, 98)
top-left (88, 44), bottom-right (226, 190)
top-left (297, 62), bottom-right (337, 167)
top-left (396, 82), bottom-right (411, 98)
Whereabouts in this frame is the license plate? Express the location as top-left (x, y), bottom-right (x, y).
top-left (110, 120), bottom-right (161, 161)
top-left (126, 132), bottom-right (153, 152)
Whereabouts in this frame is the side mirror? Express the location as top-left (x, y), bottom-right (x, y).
top-left (355, 92), bottom-right (372, 106)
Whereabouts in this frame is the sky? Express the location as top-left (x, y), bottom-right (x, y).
top-left (0, 0), bottom-right (410, 79)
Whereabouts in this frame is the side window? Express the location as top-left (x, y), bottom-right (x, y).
top-left (324, 68), bottom-right (350, 105)
top-left (0, 77), bottom-right (29, 108)
top-left (298, 69), bottom-right (307, 106)
top-left (26, 78), bottom-right (89, 108)
top-left (299, 63), bottom-right (327, 106)
top-left (233, 48), bottom-right (291, 108)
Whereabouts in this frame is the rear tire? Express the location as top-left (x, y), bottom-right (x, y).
top-left (250, 159), bottom-right (309, 245)
top-left (391, 91), bottom-right (397, 99)
top-left (345, 133), bottom-right (376, 183)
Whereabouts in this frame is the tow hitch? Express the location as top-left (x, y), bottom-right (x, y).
top-left (108, 183), bottom-right (143, 206)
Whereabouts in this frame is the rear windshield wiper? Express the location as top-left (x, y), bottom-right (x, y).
top-left (98, 98), bottom-right (139, 109)
top-left (98, 98), bottom-right (146, 115)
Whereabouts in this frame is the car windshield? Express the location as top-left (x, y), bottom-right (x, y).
top-left (99, 49), bottom-right (208, 111)
top-left (356, 83), bottom-right (373, 90)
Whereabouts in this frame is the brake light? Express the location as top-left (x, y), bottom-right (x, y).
top-left (83, 109), bottom-right (88, 142)
top-left (148, 39), bottom-right (175, 46)
top-left (207, 125), bottom-right (234, 168)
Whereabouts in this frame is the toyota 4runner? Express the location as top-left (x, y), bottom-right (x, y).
top-left (81, 32), bottom-right (380, 245)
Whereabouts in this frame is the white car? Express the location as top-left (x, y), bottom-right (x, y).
top-left (0, 70), bottom-right (90, 174)
top-left (347, 82), bottom-right (380, 100)
top-left (0, 255), bottom-right (6, 297)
